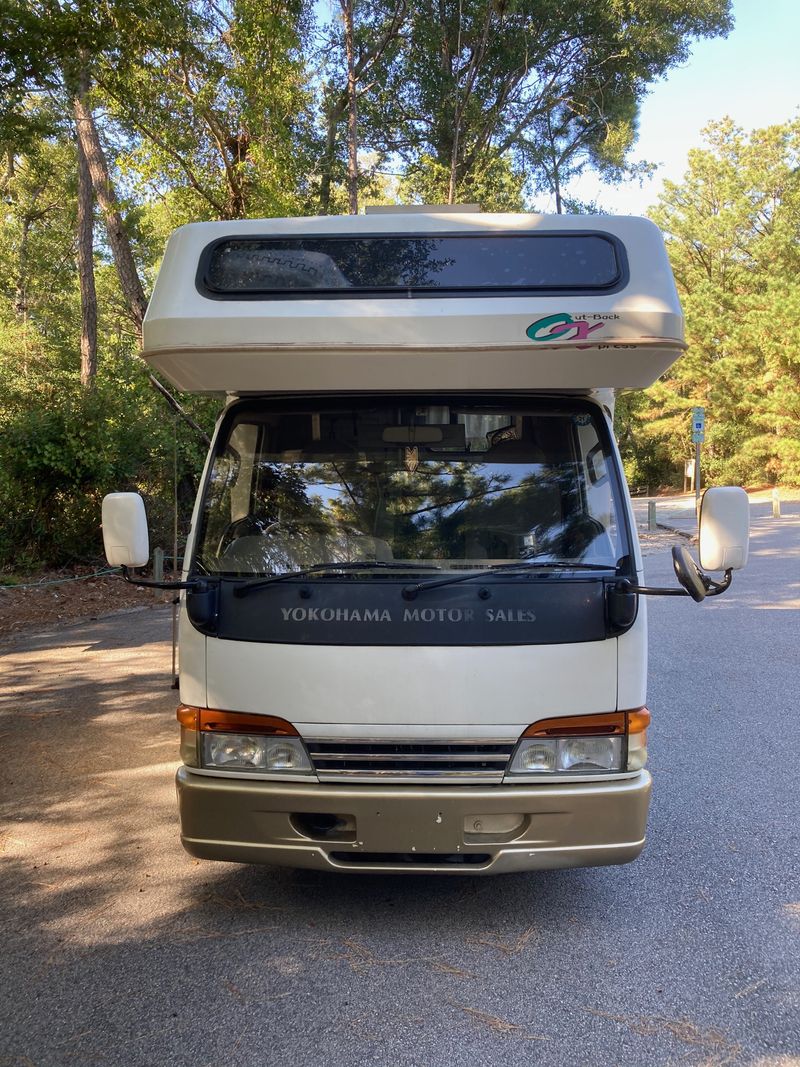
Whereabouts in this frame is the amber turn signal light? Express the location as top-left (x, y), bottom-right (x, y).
top-left (522, 708), bottom-right (650, 738)
top-left (176, 705), bottom-right (298, 736)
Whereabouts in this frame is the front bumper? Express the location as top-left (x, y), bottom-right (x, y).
top-left (176, 767), bottom-right (651, 874)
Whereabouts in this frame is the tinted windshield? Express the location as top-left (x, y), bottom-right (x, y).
top-left (195, 400), bottom-right (627, 577)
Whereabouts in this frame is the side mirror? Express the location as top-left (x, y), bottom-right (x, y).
top-left (672, 545), bottom-right (707, 602)
top-left (102, 493), bottom-right (150, 568)
top-left (699, 487), bottom-right (749, 571)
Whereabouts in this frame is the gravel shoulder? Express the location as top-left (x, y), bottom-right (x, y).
top-left (0, 569), bottom-right (167, 645)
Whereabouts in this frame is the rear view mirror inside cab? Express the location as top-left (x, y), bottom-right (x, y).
top-left (382, 426), bottom-right (443, 443)
top-left (380, 425), bottom-right (467, 449)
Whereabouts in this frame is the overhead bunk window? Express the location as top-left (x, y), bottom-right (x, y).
top-left (198, 232), bottom-right (626, 299)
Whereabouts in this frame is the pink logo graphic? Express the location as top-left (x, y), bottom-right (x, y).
top-left (526, 314), bottom-right (605, 343)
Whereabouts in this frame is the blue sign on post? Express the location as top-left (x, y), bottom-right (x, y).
top-left (692, 406), bottom-right (705, 443)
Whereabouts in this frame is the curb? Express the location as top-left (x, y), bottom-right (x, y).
top-left (655, 522), bottom-right (696, 542)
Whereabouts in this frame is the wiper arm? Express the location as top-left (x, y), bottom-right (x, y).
top-left (233, 561), bottom-right (443, 597)
top-left (402, 561), bottom-right (615, 600)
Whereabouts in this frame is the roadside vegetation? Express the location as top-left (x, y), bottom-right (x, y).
top-left (1, 0), bottom-right (796, 572)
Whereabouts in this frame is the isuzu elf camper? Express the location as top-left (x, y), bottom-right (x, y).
top-left (102, 211), bottom-right (750, 874)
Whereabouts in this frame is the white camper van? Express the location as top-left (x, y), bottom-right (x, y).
top-left (102, 211), bottom-right (749, 874)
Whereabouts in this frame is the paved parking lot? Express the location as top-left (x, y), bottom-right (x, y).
top-left (1, 506), bottom-right (798, 1066)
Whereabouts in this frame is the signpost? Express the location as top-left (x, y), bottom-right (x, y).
top-left (691, 406), bottom-right (705, 517)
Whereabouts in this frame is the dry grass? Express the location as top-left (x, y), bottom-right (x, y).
top-left (449, 1001), bottom-right (547, 1041)
top-left (584, 1008), bottom-right (742, 1063)
top-left (733, 979), bottom-right (768, 999)
top-left (193, 888), bottom-right (287, 912)
top-left (331, 938), bottom-right (439, 975)
top-left (468, 924), bottom-right (537, 955)
top-left (430, 960), bottom-right (480, 979)
top-left (329, 938), bottom-right (484, 980)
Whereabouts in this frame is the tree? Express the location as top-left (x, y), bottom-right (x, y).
top-left (347, 0), bottom-right (738, 206)
top-left (74, 80), bottom-right (98, 387)
top-left (361, 0), bottom-right (732, 208)
top-left (618, 119), bottom-right (800, 488)
top-left (315, 0), bottom-right (406, 214)
top-left (97, 1), bottom-right (316, 223)
top-left (2, 0), bottom-right (768, 571)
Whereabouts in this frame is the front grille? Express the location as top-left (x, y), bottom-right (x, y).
top-left (306, 739), bottom-right (515, 783)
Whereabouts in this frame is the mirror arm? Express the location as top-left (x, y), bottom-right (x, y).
top-left (616, 579), bottom-right (689, 597)
top-left (703, 568), bottom-right (733, 596)
top-left (121, 565), bottom-right (205, 591)
top-left (617, 566), bottom-right (734, 599)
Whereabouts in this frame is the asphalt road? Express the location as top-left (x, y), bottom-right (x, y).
top-left (1, 505), bottom-right (798, 1067)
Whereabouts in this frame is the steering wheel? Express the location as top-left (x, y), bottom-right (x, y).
top-left (216, 515), bottom-right (273, 556)
top-left (559, 516), bottom-right (609, 558)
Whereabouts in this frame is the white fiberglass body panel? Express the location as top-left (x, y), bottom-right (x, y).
top-left (204, 636), bottom-right (618, 730)
top-left (178, 602), bottom-right (206, 708)
top-left (617, 605), bottom-right (648, 711)
top-left (143, 212), bottom-right (684, 394)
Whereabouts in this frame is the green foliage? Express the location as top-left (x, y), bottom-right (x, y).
top-left (3, 0), bottom-right (789, 574)
top-left (99, 0), bottom-right (316, 221)
top-left (0, 328), bottom-right (217, 567)
top-left (356, 0), bottom-right (731, 207)
top-left (624, 118), bottom-right (800, 489)
top-left (398, 153), bottom-right (525, 211)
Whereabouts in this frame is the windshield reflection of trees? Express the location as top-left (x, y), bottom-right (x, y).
top-left (212, 455), bottom-right (613, 575)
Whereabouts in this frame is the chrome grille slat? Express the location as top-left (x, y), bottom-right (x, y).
top-left (315, 772), bottom-right (503, 781)
top-left (306, 738), bottom-right (515, 782)
top-left (309, 752), bottom-right (509, 764)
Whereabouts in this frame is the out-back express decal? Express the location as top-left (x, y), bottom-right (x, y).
top-left (526, 313), bottom-right (619, 343)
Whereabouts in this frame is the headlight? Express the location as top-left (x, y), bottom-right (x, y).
top-left (177, 706), bottom-right (314, 774)
top-left (515, 741), bottom-right (558, 773)
top-left (201, 733), bottom-right (312, 773)
top-left (507, 709), bottom-right (649, 776)
top-left (509, 736), bottom-right (623, 774)
top-left (203, 732), bottom-right (267, 769)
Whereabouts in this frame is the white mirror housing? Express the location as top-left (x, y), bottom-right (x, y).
top-left (102, 493), bottom-right (150, 568)
top-left (699, 487), bottom-right (749, 571)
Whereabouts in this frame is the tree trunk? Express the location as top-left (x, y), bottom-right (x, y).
top-left (74, 71), bottom-right (98, 387)
top-left (72, 77), bottom-right (210, 443)
top-left (447, 146), bottom-right (459, 205)
top-left (547, 113), bottom-right (563, 214)
top-left (318, 91), bottom-right (345, 215)
top-left (341, 0), bottom-right (359, 214)
top-left (73, 90), bottom-right (148, 336)
top-left (553, 168), bottom-right (563, 215)
top-left (15, 217), bottom-right (29, 323)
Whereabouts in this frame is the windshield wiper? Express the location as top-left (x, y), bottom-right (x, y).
top-left (233, 561), bottom-right (443, 597)
top-left (402, 561), bottom-right (616, 599)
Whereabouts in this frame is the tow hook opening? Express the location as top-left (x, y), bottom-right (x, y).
top-left (291, 812), bottom-right (357, 842)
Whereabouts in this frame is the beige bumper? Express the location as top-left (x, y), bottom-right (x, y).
top-left (176, 767), bottom-right (651, 874)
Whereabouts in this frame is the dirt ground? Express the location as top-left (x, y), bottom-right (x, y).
top-left (0, 567), bottom-right (169, 644)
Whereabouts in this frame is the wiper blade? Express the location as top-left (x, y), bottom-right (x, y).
top-left (402, 561), bottom-right (615, 599)
top-left (233, 561), bottom-right (443, 597)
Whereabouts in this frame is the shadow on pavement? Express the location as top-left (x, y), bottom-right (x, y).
top-left (2, 581), bottom-right (796, 1066)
